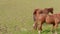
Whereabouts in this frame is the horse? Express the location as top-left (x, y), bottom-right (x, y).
top-left (33, 8), bottom-right (53, 34)
top-left (33, 8), bottom-right (53, 30)
top-left (37, 14), bottom-right (59, 34)
top-left (46, 14), bottom-right (60, 34)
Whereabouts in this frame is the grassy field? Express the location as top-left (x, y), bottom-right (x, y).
top-left (0, 0), bottom-right (60, 34)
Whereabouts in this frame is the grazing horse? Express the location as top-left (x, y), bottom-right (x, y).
top-left (33, 8), bottom-right (53, 34)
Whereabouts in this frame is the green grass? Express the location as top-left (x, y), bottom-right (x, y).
top-left (0, 0), bottom-right (60, 34)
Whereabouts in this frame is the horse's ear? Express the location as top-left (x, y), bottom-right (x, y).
top-left (46, 8), bottom-right (53, 14)
top-left (48, 8), bottom-right (53, 14)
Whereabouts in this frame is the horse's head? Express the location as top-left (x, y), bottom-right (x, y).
top-left (44, 8), bottom-right (53, 14)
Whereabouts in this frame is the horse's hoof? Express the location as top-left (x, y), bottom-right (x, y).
top-left (54, 32), bottom-right (57, 34)
top-left (33, 24), bottom-right (37, 30)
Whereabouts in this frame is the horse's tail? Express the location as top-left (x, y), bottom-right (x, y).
top-left (33, 8), bottom-right (39, 21)
top-left (33, 8), bottom-right (39, 15)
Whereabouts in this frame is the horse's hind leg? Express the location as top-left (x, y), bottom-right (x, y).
top-left (38, 25), bottom-right (42, 34)
top-left (33, 21), bottom-right (38, 30)
top-left (37, 22), bottom-right (42, 34)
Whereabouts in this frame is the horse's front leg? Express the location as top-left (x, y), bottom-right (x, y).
top-left (51, 24), bottom-right (55, 34)
top-left (54, 24), bottom-right (58, 34)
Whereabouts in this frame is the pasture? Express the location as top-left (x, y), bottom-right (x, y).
top-left (0, 0), bottom-right (60, 34)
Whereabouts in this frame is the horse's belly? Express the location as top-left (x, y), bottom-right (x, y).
top-left (46, 16), bottom-right (54, 24)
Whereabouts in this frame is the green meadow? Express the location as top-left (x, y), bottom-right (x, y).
top-left (0, 0), bottom-right (60, 34)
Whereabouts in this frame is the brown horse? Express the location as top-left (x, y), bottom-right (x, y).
top-left (37, 14), bottom-right (59, 34)
top-left (33, 8), bottom-right (53, 29)
top-left (33, 8), bottom-right (53, 34)
top-left (46, 14), bottom-right (60, 34)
